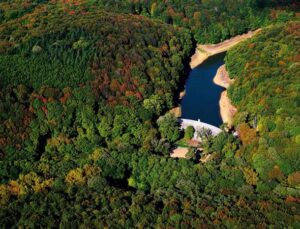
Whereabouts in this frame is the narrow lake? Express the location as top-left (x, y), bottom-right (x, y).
top-left (181, 53), bottom-right (225, 127)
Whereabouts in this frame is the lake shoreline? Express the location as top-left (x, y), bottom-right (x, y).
top-left (191, 30), bottom-right (261, 127)
top-left (213, 64), bottom-right (234, 89)
top-left (190, 29), bottom-right (261, 69)
top-left (173, 29), bottom-right (260, 127)
top-left (219, 91), bottom-right (237, 128)
top-left (213, 64), bottom-right (237, 127)
top-left (180, 53), bottom-right (225, 126)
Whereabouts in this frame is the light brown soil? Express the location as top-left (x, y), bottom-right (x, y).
top-left (171, 147), bottom-right (189, 158)
top-left (190, 29), bottom-right (261, 68)
top-left (220, 91), bottom-right (237, 128)
top-left (169, 106), bottom-right (182, 118)
top-left (213, 64), bottom-right (237, 127)
top-left (213, 65), bottom-right (234, 89)
top-left (179, 90), bottom-right (186, 100)
top-left (186, 139), bottom-right (200, 148)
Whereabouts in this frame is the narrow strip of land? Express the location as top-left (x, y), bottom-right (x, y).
top-left (213, 64), bottom-right (234, 89)
top-left (213, 64), bottom-right (237, 127)
top-left (190, 29), bottom-right (261, 68)
top-left (219, 91), bottom-right (237, 128)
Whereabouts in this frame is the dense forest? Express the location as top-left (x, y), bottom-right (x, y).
top-left (0, 0), bottom-right (299, 228)
top-left (225, 21), bottom-right (300, 195)
top-left (0, 0), bottom-right (298, 43)
top-left (95, 0), bottom-right (299, 43)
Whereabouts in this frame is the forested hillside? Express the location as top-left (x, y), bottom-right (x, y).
top-left (0, 0), bottom-right (299, 228)
top-left (225, 21), bottom-right (300, 196)
top-left (0, 0), bottom-right (298, 43)
top-left (0, 1), bottom-right (192, 179)
top-left (96, 0), bottom-right (298, 43)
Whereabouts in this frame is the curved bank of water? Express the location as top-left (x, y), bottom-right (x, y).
top-left (181, 53), bottom-right (225, 127)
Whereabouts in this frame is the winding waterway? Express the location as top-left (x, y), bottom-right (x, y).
top-left (181, 53), bottom-right (225, 127)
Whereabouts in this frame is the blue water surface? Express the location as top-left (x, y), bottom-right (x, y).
top-left (181, 53), bottom-right (225, 127)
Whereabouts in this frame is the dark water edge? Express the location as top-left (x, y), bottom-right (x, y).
top-left (180, 53), bottom-right (226, 127)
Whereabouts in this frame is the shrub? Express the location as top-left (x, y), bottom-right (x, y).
top-left (184, 126), bottom-right (195, 140)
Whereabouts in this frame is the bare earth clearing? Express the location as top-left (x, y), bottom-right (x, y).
top-left (171, 147), bottom-right (189, 158)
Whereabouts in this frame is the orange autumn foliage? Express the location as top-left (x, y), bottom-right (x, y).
top-left (288, 172), bottom-right (300, 187)
top-left (238, 123), bottom-right (257, 145)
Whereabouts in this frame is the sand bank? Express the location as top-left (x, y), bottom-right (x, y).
top-left (213, 64), bottom-right (234, 89)
top-left (213, 65), bottom-right (237, 127)
top-left (190, 29), bottom-right (261, 69)
top-left (219, 91), bottom-right (237, 128)
top-left (179, 89), bottom-right (186, 100)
